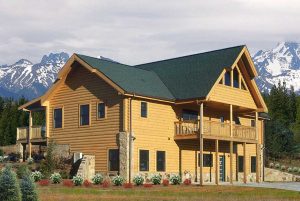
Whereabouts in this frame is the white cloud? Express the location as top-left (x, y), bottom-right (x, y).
top-left (0, 0), bottom-right (299, 65)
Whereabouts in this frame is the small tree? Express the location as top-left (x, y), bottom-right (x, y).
top-left (20, 176), bottom-right (38, 201)
top-left (40, 140), bottom-right (57, 178)
top-left (0, 166), bottom-right (21, 201)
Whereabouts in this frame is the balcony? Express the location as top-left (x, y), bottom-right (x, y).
top-left (16, 126), bottom-right (46, 142)
top-left (174, 120), bottom-right (256, 142)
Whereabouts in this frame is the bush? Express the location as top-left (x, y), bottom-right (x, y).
top-left (83, 179), bottom-right (92, 187)
top-left (50, 172), bottom-right (62, 184)
top-left (0, 166), bottom-right (21, 201)
top-left (269, 162), bottom-right (274, 168)
top-left (287, 167), bottom-right (293, 172)
top-left (8, 152), bottom-right (21, 162)
top-left (170, 174), bottom-right (181, 185)
top-left (92, 173), bottom-right (103, 185)
top-left (275, 163), bottom-right (280, 169)
top-left (143, 183), bottom-right (153, 188)
top-left (27, 157), bottom-right (34, 165)
top-left (38, 179), bottom-right (50, 186)
top-left (123, 182), bottom-right (133, 188)
top-left (102, 180), bottom-right (110, 188)
top-left (59, 170), bottom-right (69, 179)
top-left (112, 175), bottom-right (124, 186)
top-left (72, 175), bottom-right (84, 186)
top-left (20, 175), bottom-right (38, 201)
top-left (16, 164), bottom-right (31, 179)
top-left (0, 156), bottom-right (4, 163)
top-left (183, 178), bottom-right (191, 185)
top-left (40, 141), bottom-right (57, 178)
top-left (281, 165), bottom-right (286, 171)
top-left (0, 149), bottom-right (3, 156)
top-left (162, 179), bottom-right (169, 186)
top-left (293, 167), bottom-right (299, 173)
top-left (63, 180), bottom-right (73, 187)
top-left (133, 174), bottom-right (144, 186)
top-left (31, 171), bottom-right (43, 182)
top-left (150, 174), bottom-right (162, 185)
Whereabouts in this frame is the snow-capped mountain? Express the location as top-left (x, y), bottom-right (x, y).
top-left (0, 52), bottom-right (69, 99)
top-left (253, 42), bottom-right (300, 93)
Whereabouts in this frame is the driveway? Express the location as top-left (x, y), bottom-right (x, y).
top-left (233, 182), bottom-right (300, 192)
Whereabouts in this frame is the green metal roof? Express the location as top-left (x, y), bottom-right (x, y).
top-left (76, 45), bottom-right (245, 101)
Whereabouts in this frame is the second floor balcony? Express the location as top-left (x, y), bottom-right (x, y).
top-left (17, 126), bottom-right (46, 143)
top-left (174, 120), bottom-right (256, 142)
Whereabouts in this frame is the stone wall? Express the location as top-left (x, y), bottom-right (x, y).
top-left (264, 167), bottom-right (300, 182)
top-left (118, 132), bottom-right (129, 181)
top-left (77, 155), bottom-right (95, 180)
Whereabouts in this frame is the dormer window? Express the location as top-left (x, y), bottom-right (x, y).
top-left (224, 71), bottom-right (231, 86)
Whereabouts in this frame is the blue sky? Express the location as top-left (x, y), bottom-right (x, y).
top-left (0, 0), bottom-right (299, 65)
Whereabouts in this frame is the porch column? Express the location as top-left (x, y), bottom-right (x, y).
top-left (215, 139), bottom-right (219, 185)
top-left (255, 112), bottom-right (260, 183)
top-left (28, 111), bottom-right (33, 159)
top-left (243, 142), bottom-right (247, 183)
top-left (179, 148), bottom-right (182, 178)
top-left (199, 102), bottom-right (204, 186)
top-left (229, 104), bottom-right (233, 184)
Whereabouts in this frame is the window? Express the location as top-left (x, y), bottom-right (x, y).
top-left (251, 119), bottom-right (256, 127)
top-left (141, 102), bottom-right (147, 118)
top-left (182, 109), bottom-right (198, 120)
top-left (234, 117), bottom-right (241, 125)
top-left (238, 156), bottom-right (244, 172)
top-left (224, 71), bottom-right (231, 86)
top-left (139, 150), bottom-right (149, 171)
top-left (80, 104), bottom-right (90, 126)
top-left (54, 108), bottom-right (62, 128)
top-left (233, 68), bottom-right (239, 88)
top-left (198, 153), bottom-right (213, 167)
top-left (220, 116), bottom-right (225, 123)
top-left (97, 102), bottom-right (106, 119)
top-left (251, 156), bottom-right (256, 173)
top-left (156, 151), bottom-right (166, 171)
top-left (108, 149), bottom-right (119, 171)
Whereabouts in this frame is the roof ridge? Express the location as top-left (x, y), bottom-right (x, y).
top-left (134, 45), bottom-right (245, 67)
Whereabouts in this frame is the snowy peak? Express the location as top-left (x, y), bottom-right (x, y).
top-left (253, 42), bottom-right (300, 94)
top-left (40, 52), bottom-right (69, 64)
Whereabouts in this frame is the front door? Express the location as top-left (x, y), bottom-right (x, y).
top-left (219, 155), bottom-right (226, 182)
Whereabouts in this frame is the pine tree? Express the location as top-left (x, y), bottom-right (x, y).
top-left (0, 166), bottom-right (21, 201)
top-left (20, 175), bottom-right (38, 201)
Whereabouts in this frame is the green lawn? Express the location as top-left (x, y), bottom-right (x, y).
top-left (38, 185), bottom-right (300, 201)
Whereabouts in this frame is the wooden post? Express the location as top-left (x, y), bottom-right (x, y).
top-left (215, 139), bottom-right (219, 185)
top-left (28, 111), bottom-right (33, 159)
top-left (179, 148), bottom-right (182, 178)
top-left (243, 142), bottom-right (247, 183)
top-left (199, 103), bottom-right (204, 186)
top-left (230, 105), bottom-right (233, 137)
top-left (230, 141), bottom-right (233, 184)
top-left (256, 143), bottom-right (260, 183)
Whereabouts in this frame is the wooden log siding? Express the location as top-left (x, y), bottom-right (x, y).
top-left (49, 65), bottom-right (123, 172)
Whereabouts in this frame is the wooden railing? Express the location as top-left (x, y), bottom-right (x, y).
top-left (174, 120), bottom-right (256, 141)
top-left (16, 126), bottom-right (46, 141)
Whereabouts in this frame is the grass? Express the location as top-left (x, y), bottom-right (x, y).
top-left (37, 185), bottom-right (300, 201)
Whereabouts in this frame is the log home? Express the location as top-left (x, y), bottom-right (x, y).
top-left (18, 45), bottom-right (268, 184)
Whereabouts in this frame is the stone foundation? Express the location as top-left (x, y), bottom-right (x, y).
top-left (77, 155), bottom-right (95, 180)
top-left (118, 132), bottom-right (129, 181)
top-left (264, 167), bottom-right (300, 182)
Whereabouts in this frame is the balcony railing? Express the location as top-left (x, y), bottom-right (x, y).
top-left (16, 126), bottom-right (46, 141)
top-left (174, 120), bottom-right (256, 141)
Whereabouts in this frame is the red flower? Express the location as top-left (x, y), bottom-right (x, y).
top-left (183, 179), bottom-right (191, 185)
top-left (83, 179), bottom-right (92, 187)
top-left (123, 182), bottom-right (133, 188)
top-left (102, 180), bottom-right (110, 188)
top-left (143, 183), bottom-right (153, 188)
top-left (63, 179), bottom-right (74, 187)
top-left (39, 179), bottom-right (50, 186)
top-left (162, 179), bottom-right (169, 186)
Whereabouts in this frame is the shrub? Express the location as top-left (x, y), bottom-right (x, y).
top-left (63, 180), bottom-right (73, 187)
top-left (162, 179), bottom-right (169, 186)
top-left (281, 165), bottom-right (286, 171)
top-left (170, 174), bottom-right (181, 185)
top-left (20, 175), bottom-right (38, 201)
top-left (275, 163), bottom-right (280, 169)
top-left (123, 182), bottom-right (133, 188)
top-left (40, 141), bottom-right (57, 178)
top-left (72, 175), bottom-right (84, 186)
top-left (293, 167), bottom-right (299, 173)
top-left (59, 170), bottom-right (69, 179)
top-left (0, 149), bottom-right (3, 156)
top-left (150, 174), bottom-right (162, 185)
top-left (39, 179), bottom-right (50, 186)
top-left (27, 157), bottom-right (34, 165)
top-left (183, 178), bottom-right (191, 185)
top-left (83, 179), bottom-right (92, 187)
top-left (269, 162), bottom-right (274, 168)
top-left (133, 174), bottom-right (144, 186)
top-left (16, 164), bottom-right (31, 179)
top-left (0, 166), bottom-right (21, 201)
top-left (143, 183), bottom-right (153, 188)
top-left (102, 180), bottom-right (110, 188)
top-left (31, 171), bottom-right (43, 182)
top-left (0, 156), bottom-right (4, 163)
top-left (92, 173), bottom-right (103, 185)
top-left (287, 167), bottom-right (293, 172)
top-left (50, 172), bottom-right (62, 184)
top-left (112, 175), bottom-right (124, 186)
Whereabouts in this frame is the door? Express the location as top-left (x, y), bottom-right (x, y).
top-left (219, 155), bottom-right (226, 182)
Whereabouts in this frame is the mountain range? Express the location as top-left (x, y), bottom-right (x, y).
top-left (0, 42), bottom-right (299, 99)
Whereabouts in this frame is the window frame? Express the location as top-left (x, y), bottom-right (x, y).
top-left (139, 149), bottom-right (149, 171)
top-left (156, 150), bottom-right (166, 172)
top-left (107, 148), bottom-right (119, 172)
top-left (198, 153), bottom-right (213, 167)
top-left (141, 102), bottom-right (148, 118)
top-left (224, 70), bottom-right (231, 86)
top-left (233, 68), bottom-right (240, 88)
top-left (53, 107), bottom-right (63, 129)
top-left (251, 156), bottom-right (257, 173)
top-left (97, 101), bottom-right (107, 120)
top-left (79, 103), bottom-right (91, 127)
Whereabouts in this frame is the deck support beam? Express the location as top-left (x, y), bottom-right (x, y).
top-left (199, 102), bottom-right (204, 186)
top-left (28, 111), bottom-right (32, 159)
top-left (229, 104), bottom-right (233, 184)
top-left (215, 139), bottom-right (219, 185)
top-left (243, 142), bottom-right (247, 183)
